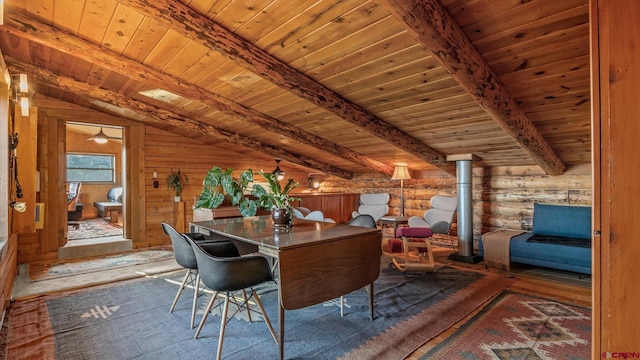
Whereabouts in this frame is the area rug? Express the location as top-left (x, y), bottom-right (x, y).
top-left (420, 291), bottom-right (591, 359)
top-left (28, 247), bottom-right (174, 282)
top-left (67, 218), bottom-right (123, 240)
top-left (3, 259), bottom-right (515, 359)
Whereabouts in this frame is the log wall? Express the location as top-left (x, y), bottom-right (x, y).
top-left (318, 163), bottom-right (592, 239)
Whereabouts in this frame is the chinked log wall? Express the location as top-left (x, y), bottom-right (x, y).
top-left (322, 164), bottom-right (592, 239)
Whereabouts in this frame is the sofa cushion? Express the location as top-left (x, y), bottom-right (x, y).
top-left (510, 232), bottom-right (591, 274)
top-left (107, 187), bottom-right (123, 203)
top-left (526, 234), bottom-right (591, 248)
top-left (532, 203), bottom-right (591, 239)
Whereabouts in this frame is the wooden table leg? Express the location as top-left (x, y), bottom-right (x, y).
top-left (368, 282), bottom-right (374, 321)
top-left (279, 301), bottom-right (285, 360)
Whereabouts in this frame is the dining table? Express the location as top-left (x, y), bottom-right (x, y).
top-left (189, 215), bottom-right (382, 359)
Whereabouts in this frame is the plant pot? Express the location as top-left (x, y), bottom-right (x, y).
top-left (174, 196), bottom-right (182, 202)
top-left (271, 207), bottom-right (293, 228)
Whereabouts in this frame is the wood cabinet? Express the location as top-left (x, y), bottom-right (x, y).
top-left (294, 193), bottom-right (360, 224)
top-left (591, 0), bottom-right (640, 351)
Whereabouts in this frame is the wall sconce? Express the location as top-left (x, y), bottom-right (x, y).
top-left (272, 158), bottom-right (285, 181)
top-left (9, 201), bottom-right (27, 213)
top-left (11, 73), bottom-right (29, 116)
top-left (307, 173), bottom-right (323, 189)
top-left (153, 170), bottom-right (159, 188)
top-left (391, 164), bottom-right (411, 217)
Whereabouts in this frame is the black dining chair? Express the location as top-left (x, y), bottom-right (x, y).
top-left (186, 235), bottom-right (278, 360)
top-left (339, 214), bottom-right (378, 316)
top-left (347, 213), bottom-right (378, 228)
top-left (161, 223), bottom-right (239, 329)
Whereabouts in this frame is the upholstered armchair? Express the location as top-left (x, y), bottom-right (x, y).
top-left (351, 193), bottom-right (389, 221)
top-left (408, 195), bottom-right (457, 234)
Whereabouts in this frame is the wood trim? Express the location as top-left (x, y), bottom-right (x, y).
top-left (590, 0), bottom-right (602, 354)
top-left (126, 123), bottom-right (146, 246)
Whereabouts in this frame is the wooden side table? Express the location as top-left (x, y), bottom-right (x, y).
top-left (378, 216), bottom-right (409, 238)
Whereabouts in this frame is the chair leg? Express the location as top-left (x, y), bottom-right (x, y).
top-left (251, 290), bottom-right (278, 344)
top-left (194, 290), bottom-right (219, 340)
top-left (340, 296), bottom-right (345, 317)
top-left (241, 289), bottom-right (253, 323)
top-left (216, 294), bottom-right (231, 360)
top-left (190, 273), bottom-right (200, 329)
top-left (169, 269), bottom-right (191, 313)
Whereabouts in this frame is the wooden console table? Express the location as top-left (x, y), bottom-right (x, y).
top-left (294, 192), bottom-right (360, 223)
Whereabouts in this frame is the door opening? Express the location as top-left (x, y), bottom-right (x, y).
top-left (64, 122), bottom-right (126, 246)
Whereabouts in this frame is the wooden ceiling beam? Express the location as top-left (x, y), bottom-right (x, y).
top-left (0, 11), bottom-right (389, 176)
top-left (115, 0), bottom-right (456, 175)
top-left (7, 58), bottom-right (354, 179)
top-left (381, 0), bottom-right (566, 176)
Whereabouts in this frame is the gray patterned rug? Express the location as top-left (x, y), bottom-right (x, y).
top-left (4, 259), bottom-right (515, 359)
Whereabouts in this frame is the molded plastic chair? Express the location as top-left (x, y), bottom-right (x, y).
top-left (187, 237), bottom-right (278, 360)
top-left (351, 193), bottom-right (389, 221)
top-left (347, 214), bottom-right (378, 228)
top-left (161, 223), bottom-right (239, 329)
top-left (388, 227), bottom-right (436, 273)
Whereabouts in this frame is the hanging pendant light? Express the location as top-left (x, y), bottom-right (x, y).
top-left (93, 127), bottom-right (109, 144)
top-left (272, 158), bottom-right (285, 180)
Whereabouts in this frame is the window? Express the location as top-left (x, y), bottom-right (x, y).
top-left (67, 153), bottom-right (116, 183)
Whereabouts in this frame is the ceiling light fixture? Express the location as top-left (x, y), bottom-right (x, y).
top-left (93, 127), bottom-right (109, 144)
top-left (272, 158), bottom-right (285, 181)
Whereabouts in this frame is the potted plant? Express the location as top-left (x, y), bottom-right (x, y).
top-left (167, 168), bottom-right (188, 202)
top-left (195, 166), bottom-right (300, 227)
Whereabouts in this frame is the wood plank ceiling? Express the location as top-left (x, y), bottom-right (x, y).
top-left (0, 0), bottom-right (590, 178)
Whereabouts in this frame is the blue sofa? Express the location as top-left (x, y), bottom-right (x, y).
top-left (480, 203), bottom-right (592, 274)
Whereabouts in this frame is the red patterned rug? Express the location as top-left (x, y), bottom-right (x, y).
top-left (421, 291), bottom-right (591, 359)
top-left (67, 218), bottom-right (122, 240)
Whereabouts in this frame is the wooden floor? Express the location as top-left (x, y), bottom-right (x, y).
top-left (405, 246), bottom-right (592, 359)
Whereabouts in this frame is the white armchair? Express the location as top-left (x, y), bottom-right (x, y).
top-left (351, 193), bottom-right (389, 221)
top-left (294, 208), bottom-right (335, 223)
top-left (408, 195), bottom-right (457, 234)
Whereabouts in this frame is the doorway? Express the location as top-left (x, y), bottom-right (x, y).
top-left (62, 122), bottom-right (130, 256)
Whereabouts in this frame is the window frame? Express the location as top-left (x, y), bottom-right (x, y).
top-left (66, 152), bottom-right (117, 183)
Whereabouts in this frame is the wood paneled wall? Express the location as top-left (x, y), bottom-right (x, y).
top-left (142, 126), bottom-right (312, 248)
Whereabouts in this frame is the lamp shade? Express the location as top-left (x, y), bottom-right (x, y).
top-left (391, 165), bottom-right (411, 180)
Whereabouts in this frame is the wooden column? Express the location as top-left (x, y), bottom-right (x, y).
top-left (174, 201), bottom-right (186, 233)
top-left (11, 106), bottom-right (37, 234)
top-left (591, 0), bottom-right (640, 352)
